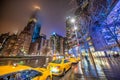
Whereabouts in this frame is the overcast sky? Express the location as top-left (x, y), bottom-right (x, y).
top-left (0, 0), bottom-right (77, 38)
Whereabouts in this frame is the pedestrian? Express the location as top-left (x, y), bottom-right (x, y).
top-left (85, 55), bottom-right (89, 62)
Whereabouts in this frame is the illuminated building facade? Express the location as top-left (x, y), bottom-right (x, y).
top-left (12, 18), bottom-right (38, 55)
top-left (89, 1), bottom-right (120, 52)
top-left (9, 8), bottom-right (42, 55)
top-left (74, 0), bottom-right (118, 52)
top-left (0, 34), bottom-right (17, 56)
top-left (50, 33), bottom-right (65, 55)
top-left (39, 34), bottom-right (47, 49)
top-left (0, 9), bottom-right (42, 56)
top-left (32, 23), bottom-right (41, 43)
top-left (100, 1), bottom-right (120, 51)
top-left (66, 17), bottom-right (78, 50)
top-left (29, 22), bottom-right (41, 55)
top-left (1, 18), bottom-right (43, 56)
top-left (0, 33), bottom-right (9, 52)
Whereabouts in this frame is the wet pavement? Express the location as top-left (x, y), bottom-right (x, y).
top-left (53, 61), bottom-right (100, 80)
top-left (53, 56), bottom-right (120, 80)
top-left (96, 56), bottom-right (120, 80)
top-left (52, 62), bottom-right (84, 80)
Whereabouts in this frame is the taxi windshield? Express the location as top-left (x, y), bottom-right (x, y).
top-left (0, 70), bottom-right (42, 80)
top-left (51, 59), bottom-right (62, 64)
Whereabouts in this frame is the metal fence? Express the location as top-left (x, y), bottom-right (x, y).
top-left (0, 56), bottom-right (52, 68)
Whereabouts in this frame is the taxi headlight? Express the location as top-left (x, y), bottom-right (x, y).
top-left (51, 68), bottom-right (59, 72)
top-left (50, 66), bottom-right (60, 73)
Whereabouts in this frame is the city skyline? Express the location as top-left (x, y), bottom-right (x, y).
top-left (0, 0), bottom-right (77, 38)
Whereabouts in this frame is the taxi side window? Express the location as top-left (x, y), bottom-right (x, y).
top-left (64, 60), bottom-right (69, 63)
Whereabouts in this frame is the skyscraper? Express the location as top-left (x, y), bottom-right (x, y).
top-left (12, 8), bottom-right (41, 55)
top-left (13, 18), bottom-right (38, 55)
top-left (29, 33), bottom-right (46, 55)
top-left (50, 32), bottom-right (65, 55)
top-left (1, 7), bottom-right (42, 56)
top-left (66, 17), bottom-right (78, 50)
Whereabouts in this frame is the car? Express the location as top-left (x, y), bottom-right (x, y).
top-left (47, 59), bottom-right (71, 76)
top-left (76, 57), bottom-right (81, 61)
top-left (0, 64), bottom-right (52, 80)
top-left (68, 57), bottom-right (78, 64)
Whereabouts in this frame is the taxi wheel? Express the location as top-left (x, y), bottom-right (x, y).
top-left (62, 69), bottom-right (66, 75)
top-left (46, 76), bottom-right (51, 80)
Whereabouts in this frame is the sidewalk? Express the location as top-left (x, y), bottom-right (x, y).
top-left (69, 56), bottom-right (120, 80)
top-left (73, 58), bottom-right (107, 80)
top-left (97, 57), bottom-right (120, 80)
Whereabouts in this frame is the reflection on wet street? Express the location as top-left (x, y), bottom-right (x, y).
top-left (52, 62), bottom-right (84, 80)
top-left (53, 56), bottom-right (120, 80)
top-left (97, 56), bottom-right (120, 80)
top-left (82, 56), bottom-right (107, 80)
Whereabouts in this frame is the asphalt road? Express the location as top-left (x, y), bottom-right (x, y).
top-left (53, 69), bottom-right (73, 80)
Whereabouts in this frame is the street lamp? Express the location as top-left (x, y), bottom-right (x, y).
top-left (74, 26), bottom-right (77, 31)
top-left (70, 18), bottom-right (75, 23)
top-left (70, 17), bottom-right (80, 57)
top-left (70, 17), bottom-right (79, 45)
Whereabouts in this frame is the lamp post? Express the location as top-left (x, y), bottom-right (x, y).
top-left (70, 18), bottom-right (79, 57)
top-left (70, 18), bottom-right (79, 45)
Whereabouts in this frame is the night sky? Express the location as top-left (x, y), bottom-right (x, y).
top-left (0, 0), bottom-right (77, 38)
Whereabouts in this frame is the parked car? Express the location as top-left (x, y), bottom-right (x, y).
top-left (47, 59), bottom-right (71, 76)
top-left (0, 64), bottom-right (52, 80)
top-left (68, 57), bottom-right (78, 64)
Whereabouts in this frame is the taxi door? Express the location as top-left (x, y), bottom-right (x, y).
top-left (63, 60), bottom-right (71, 70)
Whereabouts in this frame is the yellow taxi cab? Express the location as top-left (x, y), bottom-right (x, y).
top-left (76, 57), bottom-right (81, 61)
top-left (47, 59), bottom-right (71, 76)
top-left (0, 64), bottom-right (52, 80)
top-left (69, 57), bottom-right (78, 64)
